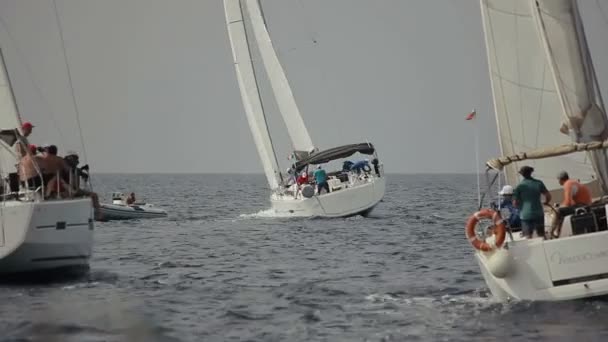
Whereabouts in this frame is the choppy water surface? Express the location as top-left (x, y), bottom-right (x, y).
top-left (1, 174), bottom-right (608, 341)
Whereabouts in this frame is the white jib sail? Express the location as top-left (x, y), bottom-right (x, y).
top-left (243, 0), bottom-right (315, 154)
top-left (224, 0), bottom-right (282, 189)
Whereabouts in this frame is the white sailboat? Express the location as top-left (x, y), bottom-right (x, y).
top-left (0, 48), bottom-right (94, 273)
top-left (466, 0), bottom-right (608, 301)
top-left (223, 0), bottom-right (385, 217)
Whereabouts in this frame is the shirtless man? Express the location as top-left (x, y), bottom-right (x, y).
top-left (19, 144), bottom-right (44, 189)
top-left (41, 145), bottom-right (71, 197)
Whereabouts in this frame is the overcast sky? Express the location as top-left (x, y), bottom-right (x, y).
top-left (0, 0), bottom-right (607, 174)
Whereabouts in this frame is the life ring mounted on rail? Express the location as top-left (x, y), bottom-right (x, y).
top-left (465, 208), bottom-right (506, 252)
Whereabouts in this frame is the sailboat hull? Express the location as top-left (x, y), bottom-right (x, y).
top-left (0, 198), bottom-right (94, 275)
top-left (270, 176), bottom-right (385, 218)
top-left (475, 228), bottom-right (608, 302)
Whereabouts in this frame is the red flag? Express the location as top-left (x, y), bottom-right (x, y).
top-left (465, 111), bottom-right (476, 120)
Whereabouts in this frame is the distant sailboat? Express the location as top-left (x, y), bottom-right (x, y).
top-left (223, 0), bottom-right (385, 217)
top-left (466, 0), bottom-right (608, 301)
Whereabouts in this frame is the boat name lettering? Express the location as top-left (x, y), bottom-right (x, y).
top-left (550, 249), bottom-right (608, 265)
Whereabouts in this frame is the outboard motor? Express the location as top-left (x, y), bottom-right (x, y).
top-left (301, 185), bottom-right (315, 198)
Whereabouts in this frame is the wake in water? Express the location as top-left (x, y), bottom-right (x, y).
top-left (239, 208), bottom-right (293, 219)
top-left (238, 208), bottom-right (379, 220)
top-left (365, 289), bottom-right (501, 312)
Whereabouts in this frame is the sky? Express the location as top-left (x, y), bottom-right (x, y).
top-left (0, 0), bottom-right (607, 174)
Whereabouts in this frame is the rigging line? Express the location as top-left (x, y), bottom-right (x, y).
top-left (514, 6), bottom-right (525, 152)
top-left (242, 0), bottom-right (283, 185)
top-left (530, 2), bottom-right (567, 157)
top-left (0, 15), bottom-right (66, 146)
top-left (51, 1), bottom-right (88, 161)
top-left (52, 0), bottom-right (93, 189)
top-left (484, 1), bottom-right (517, 181)
top-left (533, 63), bottom-right (547, 150)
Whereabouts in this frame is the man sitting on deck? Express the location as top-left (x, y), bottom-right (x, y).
top-left (557, 171), bottom-right (592, 208)
top-left (41, 144), bottom-right (71, 198)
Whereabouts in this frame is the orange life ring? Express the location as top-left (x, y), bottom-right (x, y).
top-left (465, 208), bottom-right (506, 252)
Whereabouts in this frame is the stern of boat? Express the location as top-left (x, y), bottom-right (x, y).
top-left (475, 229), bottom-right (608, 301)
top-left (271, 174), bottom-right (385, 217)
top-left (0, 198), bottom-right (94, 274)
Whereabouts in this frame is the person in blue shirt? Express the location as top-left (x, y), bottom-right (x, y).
top-left (498, 185), bottom-right (521, 229)
top-left (351, 159), bottom-right (372, 174)
top-left (313, 165), bottom-right (330, 194)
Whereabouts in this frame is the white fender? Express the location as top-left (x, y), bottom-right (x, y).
top-left (485, 248), bottom-right (512, 278)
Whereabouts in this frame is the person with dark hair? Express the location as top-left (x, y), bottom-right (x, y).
top-left (313, 165), bottom-right (329, 194)
top-left (62, 151), bottom-right (102, 220)
top-left (126, 192), bottom-right (136, 205)
top-left (63, 151), bottom-right (89, 185)
top-left (41, 144), bottom-right (70, 197)
top-left (557, 170), bottom-right (592, 207)
top-left (513, 165), bottom-right (552, 239)
top-left (342, 160), bottom-right (354, 172)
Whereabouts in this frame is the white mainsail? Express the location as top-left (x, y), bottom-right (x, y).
top-left (224, 0), bottom-right (282, 189)
top-left (243, 0), bottom-right (315, 155)
top-left (480, 0), bottom-right (596, 194)
top-left (0, 48), bottom-right (22, 178)
top-left (531, 0), bottom-right (608, 194)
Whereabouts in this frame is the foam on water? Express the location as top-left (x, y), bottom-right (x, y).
top-left (239, 208), bottom-right (290, 218)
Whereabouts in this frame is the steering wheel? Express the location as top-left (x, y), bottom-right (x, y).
top-left (544, 203), bottom-right (561, 239)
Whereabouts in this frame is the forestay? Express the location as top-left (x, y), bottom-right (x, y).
top-left (480, 0), bottom-right (597, 194)
top-left (224, 0), bottom-right (282, 189)
top-left (244, 0), bottom-right (315, 155)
